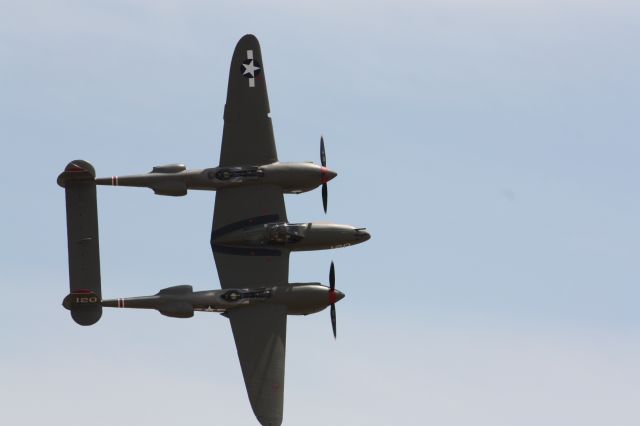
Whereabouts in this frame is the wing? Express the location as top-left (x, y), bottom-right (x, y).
top-left (214, 36), bottom-right (288, 425)
top-left (212, 186), bottom-right (288, 425)
top-left (211, 185), bottom-right (288, 289)
top-left (228, 305), bottom-right (286, 426)
top-left (219, 34), bottom-right (277, 166)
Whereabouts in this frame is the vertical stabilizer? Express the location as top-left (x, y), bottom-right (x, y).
top-left (57, 160), bottom-right (102, 326)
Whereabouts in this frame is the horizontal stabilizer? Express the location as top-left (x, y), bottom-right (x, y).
top-left (58, 160), bottom-right (102, 326)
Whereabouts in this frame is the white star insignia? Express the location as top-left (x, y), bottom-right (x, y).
top-left (242, 60), bottom-right (261, 78)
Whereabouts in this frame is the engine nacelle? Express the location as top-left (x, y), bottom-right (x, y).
top-left (151, 163), bottom-right (186, 174)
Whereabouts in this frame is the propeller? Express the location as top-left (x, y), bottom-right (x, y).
top-left (320, 136), bottom-right (327, 167)
top-left (321, 136), bottom-right (328, 213)
top-left (329, 261), bottom-right (337, 338)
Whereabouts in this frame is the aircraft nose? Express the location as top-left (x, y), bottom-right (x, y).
top-left (329, 289), bottom-right (345, 304)
top-left (321, 167), bottom-right (338, 183)
top-left (354, 228), bottom-right (370, 242)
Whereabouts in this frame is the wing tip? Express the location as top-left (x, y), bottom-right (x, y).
top-left (256, 414), bottom-right (283, 426)
top-left (237, 34), bottom-right (260, 47)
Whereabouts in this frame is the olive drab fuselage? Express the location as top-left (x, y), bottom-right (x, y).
top-left (95, 162), bottom-right (337, 196)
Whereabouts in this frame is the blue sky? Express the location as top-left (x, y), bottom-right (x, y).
top-left (1, 1), bottom-right (639, 425)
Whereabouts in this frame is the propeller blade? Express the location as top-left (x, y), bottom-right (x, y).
top-left (322, 183), bottom-right (328, 214)
top-left (329, 261), bottom-right (335, 290)
top-left (320, 136), bottom-right (327, 167)
top-left (330, 303), bottom-right (337, 339)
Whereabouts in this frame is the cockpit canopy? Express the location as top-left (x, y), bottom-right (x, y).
top-left (267, 223), bottom-right (309, 244)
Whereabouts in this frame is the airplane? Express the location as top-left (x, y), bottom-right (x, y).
top-left (57, 34), bottom-right (370, 426)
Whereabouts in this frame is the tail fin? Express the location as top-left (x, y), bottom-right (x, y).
top-left (58, 160), bottom-right (102, 326)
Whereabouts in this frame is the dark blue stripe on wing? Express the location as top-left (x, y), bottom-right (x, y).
top-left (211, 245), bottom-right (282, 256)
top-left (211, 214), bottom-right (280, 240)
